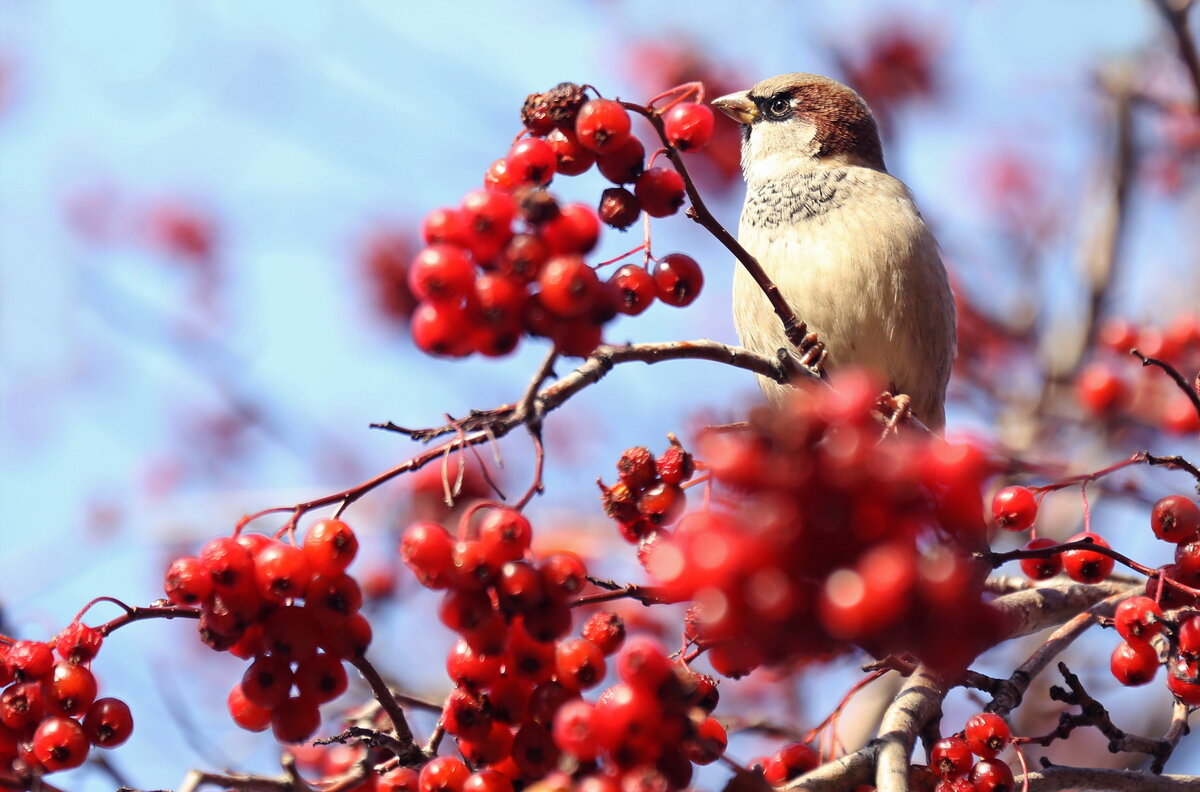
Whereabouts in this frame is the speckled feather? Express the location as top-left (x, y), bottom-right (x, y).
top-left (726, 73), bottom-right (955, 429)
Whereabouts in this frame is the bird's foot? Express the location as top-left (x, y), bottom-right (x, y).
top-left (796, 332), bottom-right (827, 372)
top-left (876, 392), bottom-right (912, 438)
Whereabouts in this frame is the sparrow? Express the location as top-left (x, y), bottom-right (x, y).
top-left (712, 73), bottom-right (956, 430)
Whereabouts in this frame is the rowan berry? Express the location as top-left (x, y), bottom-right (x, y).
top-left (83, 696), bottom-right (133, 747)
top-left (990, 486), bottom-right (1037, 531)
top-left (656, 445), bottom-right (695, 485)
top-left (596, 136), bottom-right (646, 184)
top-left (575, 98), bottom-right (632, 154)
top-left (303, 518), bottom-right (358, 576)
top-left (931, 736), bottom-right (972, 778)
top-left (401, 521), bottom-right (456, 588)
top-left (652, 253), bottom-right (703, 307)
top-left (684, 715), bottom-right (727, 764)
top-left (581, 610), bottom-right (626, 655)
top-left (420, 756), bottom-right (471, 792)
top-left (1113, 596), bottom-right (1164, 641)
top-left (554, 638), bottom-right (606, 689)
top-left (599, 187), bottom-right (642, 231)
top-left (506, 138), bottom-right (557, 186)
top-left (552, 698), bottom-right (600, 761)
top-left (54, 621), bottom-right (103, 665)
top-left (1075, 363), bottom-right (1128, 414)
top-left (242, 653), bottom-right (293, 709)
top-left (44, 662), bottom-right (97, 717)
top-left (964, 712), bottom-right (1010, 758)
top-left (762, 742), bottom-right (819, 785)
top-left (33, 715), bottom-right (89, 771)
top-left (271, 695), bottom-right (321, 743)
top-left (227, 683), bottom-right (271, 732)
top-left (663, 102), bottom-right (715, 151)
top-left (538, 255), bottom-right (600, 318)
top-left (422, 207), bottom-right (469, 247)
top-left (970, 758), bottom-right (1015, 792)
top-left (1110, 639), bottom-right (1158, 686)
top-left (1152, 495), bottom-right (1200, 544)
top-left (1018, 537), bottom-right (1062, 580)
top-left (635, 167), bottom-right (686, 217)
top-left (254, 541), bottom-right (313, 603)
top-left (1061, 531), bottom-right (1115, 584)
top-left (9, 640), bottom-right (53, 680)
top-left (541, 202), bottom-right (601, 255)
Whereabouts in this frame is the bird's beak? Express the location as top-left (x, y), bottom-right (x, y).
top-left (712, 91), bottom-right (758, 124)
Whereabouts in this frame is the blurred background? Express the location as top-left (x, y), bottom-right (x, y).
top-left (1, 0), bottom-right (1198, 788)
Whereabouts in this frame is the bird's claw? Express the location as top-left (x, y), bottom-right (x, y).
top-left (877, 392), bottom-right (912, 438)
top-left (797, 333), bottom-right (827, 371)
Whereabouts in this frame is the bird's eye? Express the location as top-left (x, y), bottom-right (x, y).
top-left (766, 97), bottom-right (791, 119)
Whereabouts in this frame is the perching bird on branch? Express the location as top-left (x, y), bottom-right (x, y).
top-left (713, 73), bottom-right (956, 430)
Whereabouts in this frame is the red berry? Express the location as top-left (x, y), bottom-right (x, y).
top-left (652, 253), bottom-right (703, 307)
top-left (54, 621), bottom-right (103, 665)
top-left (483, 157), bottom-right (516, 194)
top-left (165, 556), bottom-right (213, 605)
top-left (616, 636), bottom-right (674, 690)
top-left (409, 245), bottom-right (476, 303)
top-left (478, 507), bottom-right (533, 564)
top-left (684, 715), bottom-right (727, 765)
top-left (1167, 670), bottom-right (1200, 706)
top-left (608, 263), bottom-right (656, 315)
top-left (0, 681), bottom-right (43, 730)
top-left (596, 135), bottom-right (646, 184)
top-left (552, 699), bottom-right (600, 761)
top-left (964, 712), bottom-right (1010, 758)
top-left (303, 518), bottom-right (359, 576)
top-left (446, 639), bottom-right (502, 688)
top-left (318, 611), bottom-right (372, 658)
top-left (541, 202), bottom-right (601, 256)
top-left (656, 445), bottom-right (695, 485)
top-left (539, 551), bottom-right (588, 596)
top-left (420, 756), bottom-right (470, 792)
top-left (227, 682), bottom-right (272, 732)
top-left (461, 189), bottom-right (516, 240)
top-left (9, 640), bottom-right (54, 680)
top-left (617, 446), bottom-right (658, 490)
top-left (538, 255), bottom-right (600, 318)
top-left (199, 536), bottom-right (256, 592)
top-left (1099, 317), bottom-right (1138, 353)
top-left (272, 696), bottom-right (321, 743)
top-left (242, 653), bottom-right (294, 709)
top-left (1113, 596), bottom-right (1164, 641)
top-left (575, 98), bottom-right (632, 154)
top-left (990, 486), bottom-right (1038, 532)
top-left (1075, 362), bottom-right (1128, 414)
top-left (581, 610), bottom-right (626, 655)
top-left (43, 662), bottom-right (98, 717)
top-left (401, 521), bottom-right (457, 588)
top-left (635, 167), bottom-right (686, 217)
top-left (762, 742), bottom-right (819, 785)
top-left (1019, 537), bottom-right (1062, 580)
top-left (638, 482), bottom-right (686, 525)
top-left (254, 541), bottom-right (313, 603)
top-left (33, 716), bottom-right (89, 771)
top-left (1061, 531), bottom-right (1115, 584)
top-left (1152, 495), bottom-right (1200, 544)
top-left (598, 188), bottom-right (642, 232)
top-left (260, 604), bottom-right (321, 660)
top-left (1180, 615), bottom-right (1200, 654)
top-left (379, 768), bottom-right (421, 792)
top-left (969, 758), bottom-right (1015, 792)
top-left (1110, 639), bottom-right (1158, 686)
top-left (83, 696), bottom-right (134, 747)
top-left (555, 638), bottom-right (607, 690)
top-left (663, 102), bottom-right (715, 151)
top-left (506, 138), bottom-right (557, 186)
top-left (443, 688), bottom-right (493, 740)
top-left (931, 736), bottom-right (972, 778)
top-left (422, 207), bottom-right (468, 247)
top-left (463, 771), bottom-right (512, 792)
top-left (546, 128), bottom-right (595, 177)
top-left (304, 572), bottom-right (364, 626)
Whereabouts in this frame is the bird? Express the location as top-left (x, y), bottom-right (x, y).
top-left (711, 73), bottom-right (956, 430)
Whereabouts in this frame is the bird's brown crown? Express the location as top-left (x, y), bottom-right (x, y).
top-left (746, 73), bottom-right (885, 171)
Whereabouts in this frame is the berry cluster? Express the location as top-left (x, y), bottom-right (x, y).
top-left (643, 372), bottom-right (1002, 675)
top-left (928, 713), bottom-right (1014, 792)
top-left (410, 82), bottom-right (711, 360)
top-left (989, 485), bottom-right (1116, 585)
top-left (399, 507), bottom-right (726, 790)
top-left (1103, 495), bottom-right (1200, 705)
top-left (1075, 313), bottom-right (1200, 434)
top-left (599, 439), bottom-right (697, 546)
top-left (163, 518), bottom-right (367, 744)
top-left (0, 623), bottom-right (131, 774)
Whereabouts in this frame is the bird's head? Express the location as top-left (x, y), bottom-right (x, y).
top-left (712, 73), bottom-right (885, 181)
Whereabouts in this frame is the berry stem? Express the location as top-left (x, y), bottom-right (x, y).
top-left (1131, 346), bottom-right (1200, 419)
